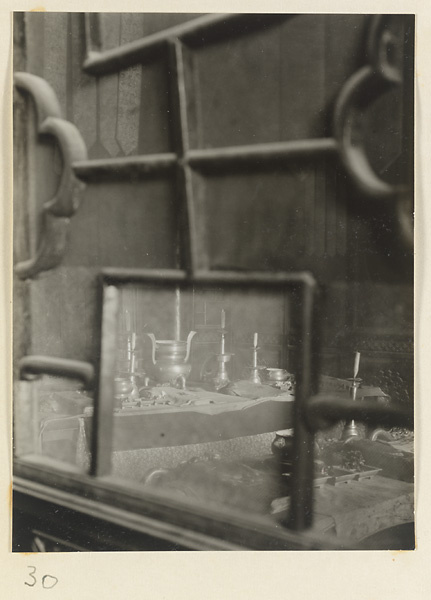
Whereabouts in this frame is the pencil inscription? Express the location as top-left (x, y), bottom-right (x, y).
top-left (25, 567), bottom-right (58, 589)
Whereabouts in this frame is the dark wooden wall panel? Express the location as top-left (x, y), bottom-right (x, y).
top-left (137, 56), bottom-right (173, 155)
top-left (322, 15), bottom-right (369, 129)
top-left (98, 13), bottom-right (201, 50)
top-left (29, 267), bottom-right (99, 361)
top-left (25, 12), bottom-right (45, 78)
top-left (43, 13), bottom-right (69, 116)
top-left (194, 22), bottom-right (283, 148)
top-left (279, 15), bottom-right (326, 140)
top-left (196, 158), bottom-right (346, 279)
top-left (64, 179), bottom-right (178, 268)
top-left (99, 12), bottom-right (122, 51)
top-left (70, 15), bottom-right (99, 153)
top-left (193, 15), bottom-right (369, 149)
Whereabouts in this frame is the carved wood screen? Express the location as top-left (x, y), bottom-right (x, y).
top-left (13, 12), bottom-right (414, 549)
top-left (14, 12), bottom-right (414, 402)
top-left (77, 13), bottom-right (351, 275)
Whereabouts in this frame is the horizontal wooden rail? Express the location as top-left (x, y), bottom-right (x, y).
top-left (100, 268), bottom-right (317, 291)
top-left (13, 466), bottom-right (346, 550)
top-left (83, 13), bottom-right (291, 75)
top-left (101, 267), bottom-right (189, 285)
top-left (73, 154), bottom-right (177, 182)
top-left (187, 139), bottom-right (338, 172)
top-left (306, 394), bottom-right (414, 432)
top-left (72, 139), bottom-right (336, 182)
top-left (191, 268), bottom-right (317, 288)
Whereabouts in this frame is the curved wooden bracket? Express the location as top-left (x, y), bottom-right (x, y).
top-left (333, 16), bottom-right (413, 247)
top-left (367, 15), bottom-right (403, 85)
top-left (14, 72), bottom-right (88, 279)
top-left (14, 72), bottom-right (62, 122)
top-left (14, 213), bottom-right (70, 280)
top-left (334, 18), bottom-right (406, 199)
top-left (334, 65), bottom-right (400, 198)
top-left (40, 116), bottom-right (88, 216)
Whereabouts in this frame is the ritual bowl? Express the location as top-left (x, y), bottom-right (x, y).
top-left (264, 368), bottom-right (289, 383)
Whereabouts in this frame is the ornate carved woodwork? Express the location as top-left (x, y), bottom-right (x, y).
top-left (14, 72), bottom-right (87, 279)
top-left (14, 13), bottom-right (413, 377)
top-left (12, 12), bottom-right (415, 552)
top-left (20, 14), bottom-right (411, 277)
top-left (14, 15), bottom-right (412, 278)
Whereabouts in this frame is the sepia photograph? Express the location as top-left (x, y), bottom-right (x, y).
top-left (11, 11), bottom-right (414, 554)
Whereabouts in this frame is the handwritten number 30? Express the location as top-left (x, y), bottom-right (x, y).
top-left (25, 567), bottom-right (58, 589)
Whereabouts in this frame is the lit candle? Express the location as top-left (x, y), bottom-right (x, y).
top-left (353, 351), bottom-right (361, 379)
top-left (221, 309), bottom-right (226, 329)
top-left (253, 332), bottom-right (258, 348)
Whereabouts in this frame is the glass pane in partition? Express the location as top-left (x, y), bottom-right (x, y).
top-left (95, 279), bottom-right (304, 523)
top-left (14, 374), bottom-right (93, 473)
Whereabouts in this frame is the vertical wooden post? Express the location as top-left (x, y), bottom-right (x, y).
top-left (90, 284), bottom-right (120, 477)
top-left (286, 278), bottom-right (318, 530)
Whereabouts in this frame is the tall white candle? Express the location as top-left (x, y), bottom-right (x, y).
top-left (221, 309), bottom-right (226, 329)
top-left (254, 332), bottom-right (258, 347)
top-left (130, 349), bottom-right (135, 374)
top-left (175, 286), bottom-right (181, 341)
top-left (353, 351), bottom-right (361, 378)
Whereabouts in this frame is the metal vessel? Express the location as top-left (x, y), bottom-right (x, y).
top-left (147, 331), bottom-right (196, 388)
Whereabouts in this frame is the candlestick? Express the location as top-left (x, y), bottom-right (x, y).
top-left (341, 351), bottom-right (363, 440)
top-left (213, 319), bottom-right (232, 390)
top-left (249, 333), bottom-right (261, 384)
top-left (126, 336), bottom-right (131, 361)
